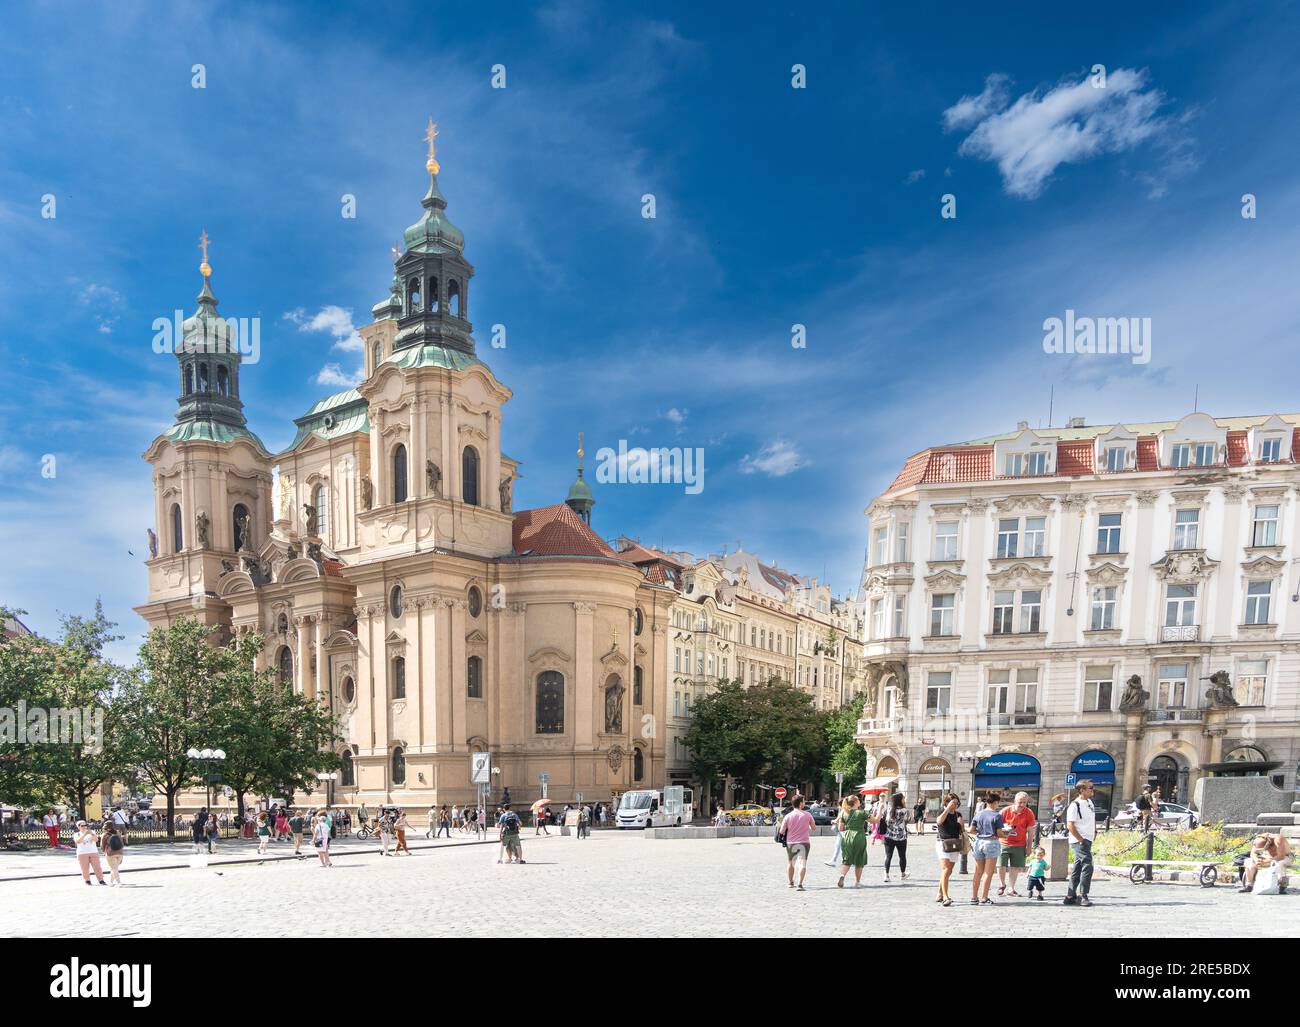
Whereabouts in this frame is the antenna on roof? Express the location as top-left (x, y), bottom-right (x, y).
top-left (1047, 384), bottom-right (1054, 428)
top-left (1193, 384), bottom-right (1199, 412)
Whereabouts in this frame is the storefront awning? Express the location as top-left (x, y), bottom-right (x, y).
top-left (857, 776), bottom-right (898, 794)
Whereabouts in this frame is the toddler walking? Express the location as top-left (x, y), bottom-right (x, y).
top-left (1027, 846), bottom-right (1048, 900)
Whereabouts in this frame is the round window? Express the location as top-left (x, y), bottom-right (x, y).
top-left (634, 607), bottom-right (644, 635)
top-left (389, 585), bottom-right (404, 618)
top-left (468, 586), bottom-right (483, 618)
top-left (342, 676), bottom-right (355, 704)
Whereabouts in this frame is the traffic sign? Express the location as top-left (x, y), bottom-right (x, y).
top-left (1065, 773), bottom-right (1077, 787)
top-left (470, 752), bottom-right (492, 785)
top-left (775, 786), bottom-right (787, 800)
top-left (834, 772), bottom-right (844, 784)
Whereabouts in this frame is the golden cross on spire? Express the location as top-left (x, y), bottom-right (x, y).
top-left (198, 228), bottom-right (212, 278)
top-left (424, 117), bottom-right (440, 175)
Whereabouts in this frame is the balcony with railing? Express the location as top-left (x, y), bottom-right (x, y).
top-left (1146, 707), bottom-right (1203, 723)
top-left (1160, 624), bottom-right (1200, 643)
top-left (985, 711), bottom-right (1044, 728)
top-left (856, 715), bottom-right (903, 739)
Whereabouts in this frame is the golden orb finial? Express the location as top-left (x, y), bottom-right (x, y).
top-left (198, 228), bottom-right (212, 278)
top-left (424, 118), bottom-right (440, 175)
top-left (577, 431), bottom-right (584, 461)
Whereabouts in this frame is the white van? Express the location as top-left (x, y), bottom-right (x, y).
top-left (615, 786), bottom-right (694, 829)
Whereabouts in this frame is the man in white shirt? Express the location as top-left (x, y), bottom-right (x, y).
top-left (1063, 779), bottom-right (1097, 907)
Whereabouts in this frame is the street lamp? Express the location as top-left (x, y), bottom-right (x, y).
top-left (186, 747), bottom-right (226, 819)
top-left (316, 772), bottom-right (339, 835)
top-left (955, 748), bottom-right (992, 874)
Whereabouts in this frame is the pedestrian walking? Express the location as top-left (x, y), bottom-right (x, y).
top-left (835, 794), bottom-right (869, 888)
top-left (204, 812), bottom-right (220, 854)
top-left (394, 810), bottom-right (411, 854)
top-left (255, 812), bottom-right (271, 855)
top-left (74, 820), bottom-right (107, 886)
top-left (869, 797), bottom-right (886, 846)
top-left (1135, 787), bottom-right (1154, 834)
top-left (101, 822), bottom-right (125, 886)
top-left (912, 797), bottom-right (926, 835)
top-left (881, 792), bottom-right (910, 881)
top-left (934, 792), bottom-right (965, 907)
top-left (290, 811), bottom-right (307, 856)
top-left (996, 792), bottom-right (1036, 897)
top-left (191, 807), bottom-right (209, 853)
top-left (425, 805), bottom-right (437, 839)
top-left (778, 795), bottom-right (815, 891)
top-left (535, 806), bottom-right (551, 836)
top-left (1063, 779), bottom-right (1097, 907)
top-left (499, 805), bottom-right (524, 864)
top-left (1026, 847), bottom-right (1048, 900)
top-left (378, 814), bottom-right (393, 855)
top-left (312, 812), bottom-right (333, 867)
top-left (437, 806), bottom-right (451, 838)
top-left (968, 791), bottom-right (1006, 906)
top-left (43, 809), bottom-right (61, 849)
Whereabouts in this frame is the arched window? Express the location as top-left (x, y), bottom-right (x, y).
top-left (340, 750), bottom-right (355, 787)
top-left (467, 655), bottom-right (483, 698)
top-left (216, 365), bottom-right (229, 396)
top-left (462, 446), bottom-right (480, 506)
top-left (232, 503), bottom-right (249, 551)
top-left (198, 363), bottom-right (209, 392)
top-left (392, 444), bottom-right (408, 503)
top-left (448, 278), bottom-right (461, 317)
top-left (313, 484), bottom-right (328, 538)
top-left (342, 676), bottom-right (355, 704)
top-left (536, 671), bottom-right (564, 734)
top-left (633, 747), bottom-right (645, 782)
top-left (635, 608), bottom-right (644, 635)
top-left (391, 746), bottom-right (406, 785)
top-left (428, 276), bottom-right (439, 313)
top-left (389, 585), bottom-right (403, 618)
top-left (633, 665), bottom-right (643, 705)
top-left (277, 646), bottom-right (293, 688)
top-left (371, 342), bottom-right (381, 372)
top-left (170, 504), bottom-right (183, 553)
top-left (406, 277), bottom-right (421, 312)
top-left (183, 364), bottom-right (194, 396)
top-left (392, 656), bottom-right (406, 699)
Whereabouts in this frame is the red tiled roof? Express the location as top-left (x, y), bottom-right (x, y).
top-left (1057, 439), bottom-right (1094, 476)
top-left (1292, 428), bottom-right (1300, 463)
top-left (1226, 430), bottom-right (1249, 467)
top-left (887, 452), bottom-right (931, 492)
top-left (617, 541), bottom-right (684, 568)
top-left (1136, 437), bottom-right (1159, 472)
top-left (322, 558), bottom-right (344, 578)
top-left (512, 504), bottom-right (620, 559)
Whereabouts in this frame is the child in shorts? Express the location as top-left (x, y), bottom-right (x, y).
top-left (1027, 846), bottom-right (1048, 899)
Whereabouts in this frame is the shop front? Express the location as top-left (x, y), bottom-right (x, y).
top-left (972, 753), bottom-right (1042, 818)
top-left (916, 756), bottom-right (952, 818)
top-left (1070, 750), bottom-right (1117, 820)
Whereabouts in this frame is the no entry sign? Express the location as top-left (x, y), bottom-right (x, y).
top-left (775, 787), bottom-right (787, 799)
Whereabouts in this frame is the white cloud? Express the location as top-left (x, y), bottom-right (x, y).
top-left (315, 362), bottom-right (362, 387)
top-left (740, 440), bottom-right (805, 477)
top-left (944, 68), bottom-right (1181, 198)
top-left (904, 169), bottom-right (926, 185)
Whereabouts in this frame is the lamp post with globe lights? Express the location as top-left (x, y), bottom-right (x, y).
top-left (316, 771), bottom-right (339, 834)
top-left (187, 747), bottom-right (226, 820)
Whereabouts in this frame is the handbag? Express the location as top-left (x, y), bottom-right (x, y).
top-left (774, 819), bottom-right (787, 846)
top-left (941, 835), bottom-right (963, 853)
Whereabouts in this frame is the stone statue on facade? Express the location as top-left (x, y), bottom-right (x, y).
top-left (604, 679), bottom-right (625, 733)
top-left (306, 541), bottom-right (323, 565)
top-left (195, 511), bottom-right (210, 548)
top-left (286, 542), bottom-right (300, 561)
top-left (220, 559), bottom-right (236, 575)
top-left (146, 528), bottom-right (158, 559)
top-left (277, 473), bottom-right (294, 521)
top-left (1204, 670), bottom-right (1239, 709)
top-left (1119, 674), bottom-right (1149, 711)
top-left (499, 475), bottom-right (513, 513)
top-left (360, 476), bottom-right (374, 511)
top-left (302, 502), bottom-right (317, 536)
top-left (234, 510), bottom-right (251, 552)
top-left (426, 461), bottom-right (442, 498)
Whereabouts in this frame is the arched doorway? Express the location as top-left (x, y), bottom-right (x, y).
top-left (1147, 755), bottom-right (1180, 801)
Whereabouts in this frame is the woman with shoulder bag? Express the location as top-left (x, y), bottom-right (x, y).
top-left (934, 792), bottom-right (965, 906)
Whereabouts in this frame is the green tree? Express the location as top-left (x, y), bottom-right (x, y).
top-left (0, 604), bottom-right (128, 815)
top-left (823, 693), bottom-right (867, 795)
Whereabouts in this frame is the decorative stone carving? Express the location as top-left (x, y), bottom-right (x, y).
top-left (426, 461), bottom-right (442, 498)
top-left (607, 745), bottom-right (625, 772)
top-left (361, 476), bottom-right (374, 511)
top-left (1084, 561), bottom-right (1128, 586)
top-left (302, 503), bottom-right (317, 536)
top-left (604, 678), bottom-right (625, 733)
top-left (573, 601), bottom-right (597, 615)
top-left (1151, 549), bottom-right (1218, 582)
top-left (986, 562), bottom-right (1053, 589)
top-left (967, 498), bottom-right (990, 513)
top-left (195, 511), bottom-right (210, 548)
top-left (1241, 554), bottom-right (1286, 577)
top-left (1222, 483), bottom-right (1248, 503)
top-left (1094, 493), bottom-right (1131, 511)
top-left (1205, 670), bottom-right (1239, 709)
top-left (1135, 490), bottom-right (1160, 507)
top-left (1119, 674), bottom-right (1148, 711)
top-left (1060, 494), bottom-right (1089, 511)
top-left (234, 509), bottom-right (251, 552)
top-left (146, 528), bottom-right (158, 558)
top-left (993, 494), bottom-right (1055, 514)
top-left (499, 475), bottom-right (512, 513)
top-left (923, 569), bottom-right (966, 591)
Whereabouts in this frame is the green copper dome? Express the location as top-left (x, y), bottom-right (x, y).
top-left (566, 476), bottom-right (594, 504)
top-left (403, 175), bottom-right (465, 254)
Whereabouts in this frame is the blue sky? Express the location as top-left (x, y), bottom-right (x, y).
top-left (3, 1), bottom-right (1300, 663)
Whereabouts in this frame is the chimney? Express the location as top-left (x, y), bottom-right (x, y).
top-left (1067, 416), bottom-right (1086, 428)
top-left (1016, 420), bottom-right (1029, 431)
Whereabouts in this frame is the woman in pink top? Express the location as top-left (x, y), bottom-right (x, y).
top-left (778, 795), bottom-right (815, 891)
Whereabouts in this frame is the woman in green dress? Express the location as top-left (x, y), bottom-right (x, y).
top-left (837, 794), bottom-right (869, 888)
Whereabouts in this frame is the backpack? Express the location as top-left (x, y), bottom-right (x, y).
top-left (108, 834), bottom-right (124, 852)
top-left (504, 813), bottom-right (521, 833)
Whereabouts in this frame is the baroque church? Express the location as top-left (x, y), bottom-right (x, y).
top-left (136, 125), bottom-right (674, 810)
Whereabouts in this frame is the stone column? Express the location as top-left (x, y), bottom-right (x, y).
top-left (311, 614), bottom-right (325, 701)
top-left (293, 615), bottom-right (309, 696)
top-left (574, 602), bottom-right (597, 749)
top-left (1122, 713), bottom-right (1143, 800)
top-left (411, 596), bottom-right (429, 749)
top-left (411, 400), bottom-right (424, 498)
top-left (487, 410), bottom-right (502, 512)
top-left (450, 597), bottom-right (468, 752)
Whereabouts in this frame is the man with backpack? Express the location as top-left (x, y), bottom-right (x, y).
top-left (499, 805), bottom-right (525, 864)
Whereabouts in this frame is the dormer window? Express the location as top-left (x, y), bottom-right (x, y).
top-left (1004, 452), bottom-right (1048, 476)
top-left (1170, 442), bottom-right (1216, 468)
top-left (1259, 436), bottom-right (1283, 463)
top-left (1104, 446), bottom-right (1127, 472)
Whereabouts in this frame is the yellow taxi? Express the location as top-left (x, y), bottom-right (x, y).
top-left (720, 803), bottom-right (773, 825)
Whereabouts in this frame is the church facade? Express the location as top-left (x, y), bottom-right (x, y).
top-left (136, 130), bottom-right (677, 811)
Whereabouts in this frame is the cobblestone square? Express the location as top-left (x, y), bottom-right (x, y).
top-left (2, 831), bottom-right (1290, 938)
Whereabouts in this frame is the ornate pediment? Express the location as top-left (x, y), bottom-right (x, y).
top-left (465, 628), bottom-right (488, 644)
top-left (384, 630), bottom-right (406, 647)
top-left (930, 503), bottom-right (967, 516)
top-left (528, 645), bottom-right (571, 665)
top-left (457, 423), bottom-right (490, 444)
top-left (1151, 549), bottom-right (1219, 582)
top-left (1241, 554), bottom-right (1286, 578)
top-left (1085, 561), bottom-right (1129, 586)
top-left (864, 573), bottom-right (890, 595)
top-left (993, 494), bottom-right (1055, 514)
top-left (924, 569), bottom-right (965, 591)
top-left (986, 562), bottom-right (1053, 589)
top-left (600, 645), bottom-right (629, 669)
top-left (1094, 493), bottom-right (1132, 512)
